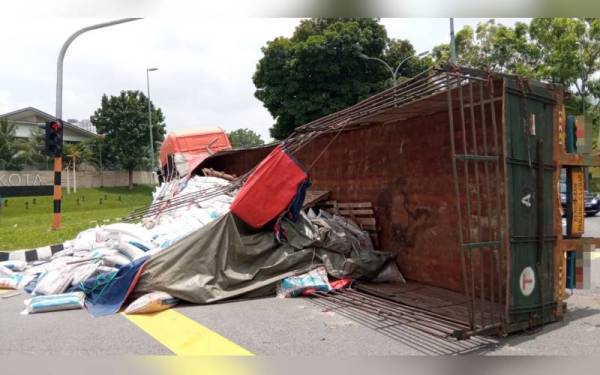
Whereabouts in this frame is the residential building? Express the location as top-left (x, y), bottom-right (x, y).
top-left (0, 107), bottom-right (97, 142)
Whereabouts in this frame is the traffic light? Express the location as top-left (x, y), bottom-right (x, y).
top-left (45, 119), bottom-right (63, 157)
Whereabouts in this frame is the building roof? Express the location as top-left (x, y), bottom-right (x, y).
top-left (0, 106), bottom-right (97, 138)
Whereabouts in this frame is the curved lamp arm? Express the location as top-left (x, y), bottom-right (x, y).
top-left (56, 18), bottom-right (141, 118)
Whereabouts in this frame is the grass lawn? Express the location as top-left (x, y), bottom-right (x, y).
top-left (0, 185), bottom-right (153, 251)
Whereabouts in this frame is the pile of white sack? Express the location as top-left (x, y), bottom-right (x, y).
top-left (143, 176), bottom-right (234, 249)
top-left (0, 175), bottom-right (236, 315)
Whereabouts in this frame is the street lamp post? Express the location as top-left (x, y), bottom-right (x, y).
top-left (52, 18), bottom-right (141, 230)
top-left (146, 68), bottom-right (158, 175)
top-left (359, 51), bottom-right (429, 85)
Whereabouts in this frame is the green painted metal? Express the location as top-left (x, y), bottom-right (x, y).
top-left (504, 81), bottom-right (556, 328)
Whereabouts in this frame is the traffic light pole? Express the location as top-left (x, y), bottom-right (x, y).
top-left (53, 18), bottom-right (140, 230)
top-left (52, 156), bottom-right (62, 230)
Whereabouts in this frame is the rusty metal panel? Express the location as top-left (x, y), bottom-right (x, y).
top-left (570, 168), bottom-right (585, 236)
top-left (199, 145), bottom-right (276, 176)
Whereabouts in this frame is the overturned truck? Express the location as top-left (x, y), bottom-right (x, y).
top-left (198, 66), bottom-right (599, 338)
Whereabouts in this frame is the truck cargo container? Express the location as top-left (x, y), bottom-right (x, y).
top-left (199, 66), bottom-right (599, 338)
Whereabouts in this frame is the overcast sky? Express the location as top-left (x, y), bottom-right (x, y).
top-left (0, 18), bottom-right (527, 141)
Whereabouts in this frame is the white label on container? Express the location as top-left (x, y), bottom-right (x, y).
top-left (520, 266), bottom-right (536, 297)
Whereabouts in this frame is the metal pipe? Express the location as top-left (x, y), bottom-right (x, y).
top-left (450, 18), bottom-right (457, 64)
top-left (488, 79), bottom-right (505, 323)
top-left (478, 82), bottom-right (495, 325)
top-left (466, 81), bottom-right (484, 327)
top-left (447, 73), bottom-right (474, 331)
top-left (456, 78), bottom-right (476, 328)
top-left (146, 68), bottom-right (158, 173)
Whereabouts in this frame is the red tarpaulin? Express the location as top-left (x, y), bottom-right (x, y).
top-left (230, 145), bottom-right (308, 229)
top-left (159, 128), bottom-right (231, 169)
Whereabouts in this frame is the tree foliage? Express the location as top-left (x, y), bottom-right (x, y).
top-left (432, 18), bottom-right (600, 143)
top-left (432, 18), bottom-right (600, 97)
top-left (64, 142), bottom-right (93, 170)
top-left (91, 90), bottom-right (166, 188)
top-left (227, 128), bottom-right (265, 148)
top-left (253, 18), bottom-right (431, 140)
top-left (384, 38), bottom-right (433, 83)
top-left (0, 119), bottom-right (23, 170)
top-left (15, 126), bottom-right (46, 167)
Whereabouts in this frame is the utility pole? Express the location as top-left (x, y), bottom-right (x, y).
top-left (53, 18), bottom-right (140, 229)
top-left (450, 18), bottom-right (457, 64)
top-left (146, 68), bottom-right (158, 175)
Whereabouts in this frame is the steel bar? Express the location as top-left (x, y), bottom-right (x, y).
top-left (467, 81), bottom-right (484, 328)
top-left (294, 76), bottom-right (446, 139)
top-left (290, 71), bottom-right (448, 139)
top-left (327, 290), bottom-right (464, 333)
top-left (288, 79), bottom-right (449, 155)
top-left (287, 68), bottom-right (437, 136)
top-left (125, 189), bottom-right (231, 222)
top-left (454, 155), bottom-right (499, 161)
top-left (479, 82), bottom-right (494, 326)
top-left (287, 71), bottom-right (446, 142)
top-left (462, 241), bottom-right (500, 249)
top-left (313, 290), bottom-right (486, 352)
top-left (126, 184), bottom-right (234, 218)
top-left (537, 138), bottom-right (545, 324)
top-left (488, 79), bottom-right (505, 321)
top-left (310, 294), bottom-right (460, 353)
top-left (346, 289), bottom-right (472, 327)
top-left (456, 78), bottom-right (475, 330)
top-left (312, 289), bottom-right (496, 352)
top-left (309, 297), bottom-right (451, 355)
top-left (315, 292), bottom-right (455, 337)
top-left (447, 73), bottom-right (475, 331)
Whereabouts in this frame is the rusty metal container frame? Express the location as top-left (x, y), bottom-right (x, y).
top-left (134, 65), bottom-right (600, 338)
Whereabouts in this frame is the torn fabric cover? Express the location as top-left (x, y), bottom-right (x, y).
top-left (230, 145), bottom-right (308, 229)
top-left (134, 213), bottom-right (318, 304)
top-left (134, 212), bottom-right (397, 305)
top-left (84, 256), bottom-right (149, 317)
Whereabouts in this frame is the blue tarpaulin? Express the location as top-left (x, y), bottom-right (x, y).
top-left (84, 256), bottom-right (149, 317)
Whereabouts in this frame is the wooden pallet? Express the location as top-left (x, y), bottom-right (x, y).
top-left (320, 200), bottom-right (379, 247)
top-left (301, 190), bottom-right (331, 209)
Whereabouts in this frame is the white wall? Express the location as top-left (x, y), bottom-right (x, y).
top-left (0, 170), bottom-right (157, 188)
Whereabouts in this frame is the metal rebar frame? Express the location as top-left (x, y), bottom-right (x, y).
top-left (124, 67), bottom-right (508, 338)
top-left (310, 289), bottom-right (498, 355)
top-left (446, 72), bottom-right (506, 335)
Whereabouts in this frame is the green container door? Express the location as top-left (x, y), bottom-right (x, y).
top-left (505, 82), bottom-right (556, 329)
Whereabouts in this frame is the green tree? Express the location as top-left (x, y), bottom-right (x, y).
top-left (0, 119), bottom-right (24, 170)
top-left (79, 137), bottom-right (116, 171)
top-left (14, 126), bottom-right (46, 168)
top-left (382, 38), bottom-right (434, 84)
top-left (90, 90), bottom-right (166, 189)
top-left (227, 128), bottom-right (265, 148)
top-left (64, 142), bottom-right (93, 170)
top-left (529, 18), bottom-right (600, 99)
top-left (432, 20), bottom-right (540, 77)
top-left (254, 18), bottom-right (430, 140)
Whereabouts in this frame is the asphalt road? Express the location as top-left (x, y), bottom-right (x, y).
top-left (2, 217), bottom-right (600, 356)
top-left (1, 286), bottom-right (600, 356)
top-left (584, 214), bottom-right (600, 238)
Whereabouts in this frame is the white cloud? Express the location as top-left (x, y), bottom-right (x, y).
top-left (0, 17), bottom-right (529, 142)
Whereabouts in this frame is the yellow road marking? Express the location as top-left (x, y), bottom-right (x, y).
top-left (124, 309), bottom-right (253, 356)
top-left (144, 356), bottom-right (256, 375)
